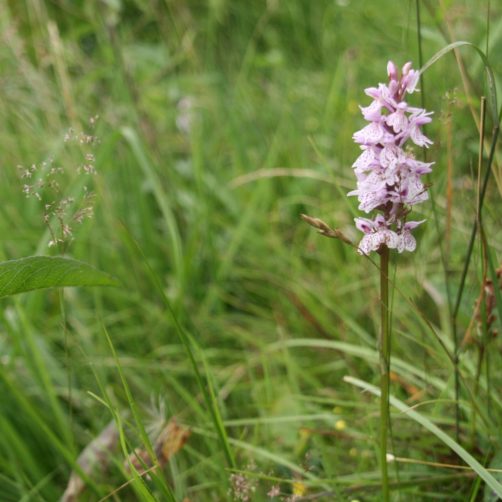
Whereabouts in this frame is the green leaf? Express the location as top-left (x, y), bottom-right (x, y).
top-left (0, 256), bottom-right (120, 298)
top-left (344, 375), bottom-right (502, 498)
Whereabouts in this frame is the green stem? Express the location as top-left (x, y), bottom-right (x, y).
top-left (379, 245), bottom-right (390, 501)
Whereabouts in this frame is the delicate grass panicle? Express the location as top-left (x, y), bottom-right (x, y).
top-left (18, 116), bottom-right (99, 251)
top-left (228, 472), bottom-right (257, 502)
top-left (350, 61), bottom-right (434, 255)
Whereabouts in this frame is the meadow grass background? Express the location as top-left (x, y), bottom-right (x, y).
top-left (1, 0), bottom-right (502, 500)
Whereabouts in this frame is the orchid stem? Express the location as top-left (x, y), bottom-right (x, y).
top-left (379, 245), bottom-right (390, 501)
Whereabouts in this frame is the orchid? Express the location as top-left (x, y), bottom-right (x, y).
top-left (350, 61), bottom-right (433, 254)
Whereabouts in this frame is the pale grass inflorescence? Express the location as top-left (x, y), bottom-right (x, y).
top-left (349, 61), bottom-right (434, 255)
top-left (19, 116), bottom-right (99, 250)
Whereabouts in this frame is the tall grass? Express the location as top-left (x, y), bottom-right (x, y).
top-left (1, 0), bottom-right (502, 500)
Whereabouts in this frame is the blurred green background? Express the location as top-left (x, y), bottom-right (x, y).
top-left (1, 0), bottom-right (502, 500)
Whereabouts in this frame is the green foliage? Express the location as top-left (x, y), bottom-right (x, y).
top-left (1, 0), bottom-right (502, 500)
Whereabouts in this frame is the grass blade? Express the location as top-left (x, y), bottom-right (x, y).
top-left (120, 227), bottom-right (236, 469)
top-left (344, 375), bottom-right (502, 497)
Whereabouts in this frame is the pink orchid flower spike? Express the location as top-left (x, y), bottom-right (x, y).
top-left (349, 61), bottom-right (433, 255)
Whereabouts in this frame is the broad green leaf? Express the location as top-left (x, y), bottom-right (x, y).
top-left (0, 256), bottom-right (119, 298)
top-left (344, 376), bottom-right (502, 498)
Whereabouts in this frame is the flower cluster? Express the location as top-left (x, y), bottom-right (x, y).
top-left (349, 61), bottom-right (434, 255)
